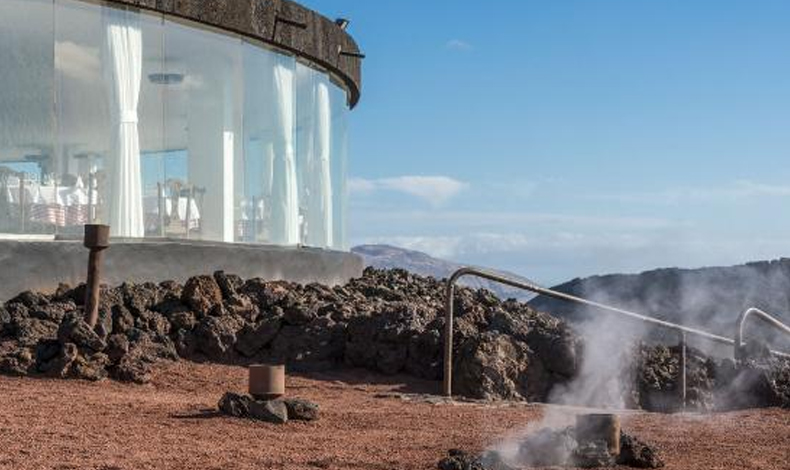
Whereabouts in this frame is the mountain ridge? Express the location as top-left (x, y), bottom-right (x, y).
top-left (528, 257), bottom-right (790, 349)
top-left (351, 244), bottom-right (538, 302)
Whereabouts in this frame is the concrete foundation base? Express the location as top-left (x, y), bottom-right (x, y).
top-left (0, 239), bottom-right (364, 301)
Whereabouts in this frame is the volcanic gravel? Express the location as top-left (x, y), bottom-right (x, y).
top-left (0, 361), bottom-right (786, 470)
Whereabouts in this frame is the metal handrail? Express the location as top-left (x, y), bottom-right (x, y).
top-left (735, 307), bottom-right (790, 360)
top-left (442, 266), bottom-right (790, 398)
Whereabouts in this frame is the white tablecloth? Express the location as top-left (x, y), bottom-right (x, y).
top-left (2, 179), bottom-right (95, 227)
top-left (143, 195), bottom-right (200, 221)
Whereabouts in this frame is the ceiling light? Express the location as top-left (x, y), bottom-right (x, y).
top-left (148, 73), bottom-right (184, 85)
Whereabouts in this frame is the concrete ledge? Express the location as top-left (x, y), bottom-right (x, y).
top-left (0, 240), bottom-right (363, 300)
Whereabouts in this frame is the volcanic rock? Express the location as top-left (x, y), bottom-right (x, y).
top-left (249, 399), bottom-right (288, 424)
top-left (71, 352), bottom-right (110, 381)
top-left (271, 319), bottom-right (345, 370)
top-left (617, 431), bottom-right (664, 468)
top-left (30, 301), bottom-right (75, 323)
top-left (35, 339), bottom-right (62, 365)
top-left (111, 354), bottom-right (153, 384)
top-left (453, 332), bottom-right (531, 401)
top-left (181, 275), bottom-right (223, 317)
top-left (14, 318), bottom-right (58, 347)
top-left (437, 449), bottom-right (513, 470)
top-left (217, 393), bottom-right (290, 424)
top-left (630, 343), bottom-right (716, 412)
top-left (111, 304), bottom-right (135, 335)
top-left (235, 315), bottom-right (282, 357)
top-left (0, 347), bottom-right (34, 376)
top-left (574, 441), bottom-right (616, 468)
top-left (283, 398), bottom-right (320, 421)
top-left (7, 290), bottom-right (49, 309)
top-left (161, 303), bottom-right (197, 331)
top-left (37, 342), bottom-right (78, 378)
top-left (57, 315), bottom-right (106, 352)
top-left (121, 282), bottom-right (162, 316)
top-left (105, 334), bottom-right (130, 363)
top-left (193, 315), bottom-right (245, 360)
top-left (218, 392), bottom-right (252, 417)
top-left (213, 271), bottom-right (241, 299)
top-left (720, 357), bottom-right (790, 409)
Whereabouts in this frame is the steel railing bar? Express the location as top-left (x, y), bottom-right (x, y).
top-left (442, 266), bottom-right (790, 398)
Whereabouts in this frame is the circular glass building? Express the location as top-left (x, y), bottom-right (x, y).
top-left (0, 0), bottom-right (361, 251)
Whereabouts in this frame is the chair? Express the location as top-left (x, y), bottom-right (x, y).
top-left (162, 179), bottom-right (203, 239)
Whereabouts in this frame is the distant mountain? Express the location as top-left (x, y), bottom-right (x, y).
top-left (351, 244), bottom-right (538, 302)
top-left (528, 259), bottom-right (790, 349)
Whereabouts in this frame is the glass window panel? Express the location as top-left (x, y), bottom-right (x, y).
top-left (163, 19), bottom-right (243, 242)
top-left (241, 42), bottom-right (298, 245)
top-left (138, 10), bottom-right (166, 237)
top-left (54, 0), bottom-right (111, 236)
top-left (54, 0), bottom-right (164, 237)
top-left (329, 82), bottom-right (349, 251)
top-left (296, 64), bottom-right (338, 249)
top-left (0, 0), bottom-right (55, 235)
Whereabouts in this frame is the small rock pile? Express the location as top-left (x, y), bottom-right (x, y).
top-left (218, 393), bottom-right (319, 424)
top-left (628, 343), bottom-right (790, 411)
top-left (438, 429), bottom-right (664, 469)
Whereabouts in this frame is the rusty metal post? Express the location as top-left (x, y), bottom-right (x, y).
top-left (679, 331), bottom-right (687, 409)
top-left (83, 224), bottom-right (110, 328)
top-left (443, 281), bottom-right (456, 397)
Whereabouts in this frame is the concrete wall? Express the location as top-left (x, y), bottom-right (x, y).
top-left (0, 240), bottom-right (364, 301)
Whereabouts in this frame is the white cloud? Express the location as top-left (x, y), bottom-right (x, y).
top-left (588, 180), bottom-right (790, 205)
top-left (445, 39), bottom-right (474, 51)
top-left (355, 227), bottom-right (790, 285)
top-left (734, 180), bottom-right (790, 197)
top-left (55, 41), bottom-right (100, 81)
top-left (348, 177), bottom-right (377, 193)
top-left (350, 175), bottom-right (468, 207)
top-left (352, 208), bottom-right (675, 232)
top-left (359, 230), bottom-right (657, 262)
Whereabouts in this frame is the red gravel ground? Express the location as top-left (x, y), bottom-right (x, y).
top-left (0, 361), bottom-right (787, 470)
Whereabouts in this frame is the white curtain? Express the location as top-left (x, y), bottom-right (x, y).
top-left (104, 7), bottom-right (143, 237)
top-left (305, 79), bottom-right (333, 248)
top-left (269, 57), bottom-right (299, 245)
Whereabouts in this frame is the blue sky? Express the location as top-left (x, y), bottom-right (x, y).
top-left (303, 0), bottom-right (790, 285)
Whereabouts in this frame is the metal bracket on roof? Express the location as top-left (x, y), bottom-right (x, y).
top-left (272, 14), bottom-right (308, 40)
top-left (338, 46), bottom-right (366, 59)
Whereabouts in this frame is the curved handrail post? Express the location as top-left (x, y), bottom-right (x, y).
top-left (442, 281), bottom-right (455, 396)
top-left (442, 268), bottom-right (473, 397)
top-left (735, 307), bottom-right (790, 361)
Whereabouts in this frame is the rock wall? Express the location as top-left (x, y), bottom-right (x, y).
top-left (0, 267), bottom-right (786, 410)
top-left (0, 268), bottom-right (580, 402)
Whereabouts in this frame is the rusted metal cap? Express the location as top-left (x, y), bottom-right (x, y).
top-left (249, 364), bottom-right (286, 400)
top-left (83, 224), bottom-right (110, 249)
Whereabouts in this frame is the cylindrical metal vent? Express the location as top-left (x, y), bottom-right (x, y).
top-left (249, 364), bottom-right (286, 400)
top-left (575, 414), bottom-right (621, 457)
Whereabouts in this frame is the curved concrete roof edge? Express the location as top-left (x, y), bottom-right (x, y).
top-left (103, 0), bottom-right (362, 108)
